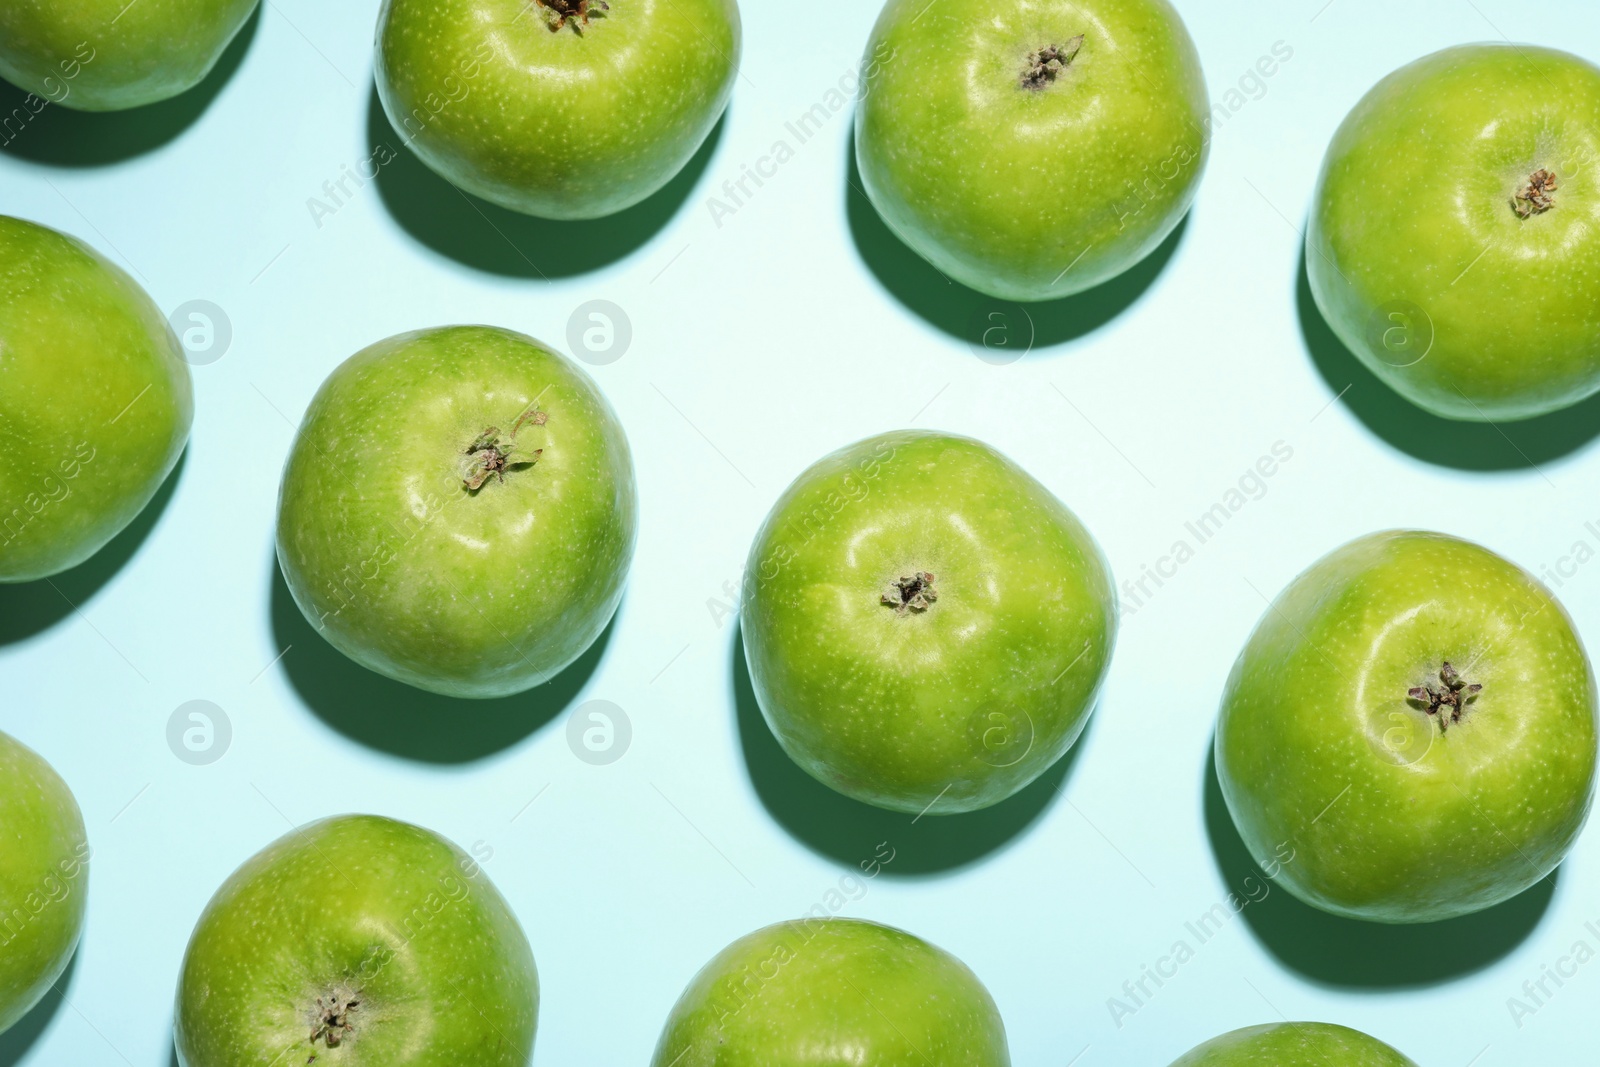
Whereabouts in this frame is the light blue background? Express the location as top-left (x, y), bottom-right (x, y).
top-left (3, 0), bottom-right (1600, 1063)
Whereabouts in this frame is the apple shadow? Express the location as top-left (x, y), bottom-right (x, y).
top-left (844, 125), bottom-right (1190, 352)
top-left (268, 558), bottom-right (612, 763)
top-left (0, 448), bottom-right (186, 647)
top-left (368, 84), bottom-right (725, 278)
top-left (732, 624), bottom-right (1077, 876)
top-left (1296, 249), bottom-right (1600, 470)
top-left (0, 950), bottom-right (76, 1066)
top-left (0, 6), bottom-right (260, 167)
top-left (1203, 743), bottom-right (1556, 988)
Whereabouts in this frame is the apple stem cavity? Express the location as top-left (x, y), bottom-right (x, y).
top-left (1513, 169), bottom-right (1558, 218)
top-left (462, 403), bottom-right (548, 492)
top-left (533, 0), bottom-right (610, 33)
top-left (881, 572), bottom-right (938, 615)
top-left (1406, 661), bottom-right (1483, 733)
top-left (306, 984), bottom-right (362, 1059)
top-left (1021, 35), bottom-right (1084, 92)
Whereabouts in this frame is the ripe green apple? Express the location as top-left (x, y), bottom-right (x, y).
top-left (375, 0), bottom-right (740, 220)
top-left (856, 0), bottom-right (1208, 302)
top-left (652, 918), bottom-right (1009, 1067)
top-left (0, 0), bottom-right (258, 111)
top-left (1308, 44), bottom-right (1600, 421)
top-left (276, 325), bottom-right (636, 699)
top-left (1218, 530), bottom-right (1597, 923)
top-left (0, 216), bottom-right (192, 583)
top-left (1170, 1023), bottom-right (1416, 1066)
top-left (0, 731), bottom-right (88, 1035)
top-left (741, 430), bottom-right (1116, 815)
top-left (175, 814), bottom-right (537, 1067)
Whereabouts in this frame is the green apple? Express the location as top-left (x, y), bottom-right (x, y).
top-left (856, 0), bottom-right (1208, 302)
top-left (0, 0), bottom-right (258, 111)
top-left (1218, 530), bottom-right (1597, 923)
top-left (652, 917), bottom-right (1009, 1067)
top-left (375, 0), bottom-right (740, 219)
top-left (741, 430), bottom-right (1115, 814)
top-left (0, 216), bottom-right (192, 583)
top-left (175, 814), bottom-right (536, 1066)
top-left (276, 325), bottom-right (635, 699)
top-left (1170, 1023), bottom-right (1416, 1066)
top-left (0, 731), bottom-right (88, 1035)
top-left (1309, 44), bottom-right (1600, 421)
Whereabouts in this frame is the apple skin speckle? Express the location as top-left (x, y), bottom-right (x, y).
top-left (651, 918), bottom-right (1009, 1067)
top-left (741, 431), bottom-right (1116, 815)
top-left (1217, 530), bottom-right (1598, 924)
top-left (375, 0), bottom-right (740, 219)
top-left (1168, 1022), bottom-right (1418, 1067)
top-left (275, 325), bottom-right (636, 699)
top-left (1309, 44), bottom-right (1600, 421)
top-left (174, 814), bottom-right (537, 1067)
top-left (0, 732), bottom-right (88, 1034)
top-left (855, 0), bottom-right (1210, 301)
top-left (0, 216), bottom-right (192, 582)
top-left (0, 0), bottom-right (258, 112)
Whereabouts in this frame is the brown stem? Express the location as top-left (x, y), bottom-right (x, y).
top-left (1021, 35), bottom-right (1084, 91)
top-left (1406, 661), bottom-right (1482, 733)
top-left (1513, 169), bottom-right (1558, 218)
top-left (461, 405), bottom-right (548, 491)
top-left (881, 572), bottom-right (938, 615)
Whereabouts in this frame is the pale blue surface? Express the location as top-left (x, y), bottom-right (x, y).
top-left (3, 1), bottom-right (1600, 1064)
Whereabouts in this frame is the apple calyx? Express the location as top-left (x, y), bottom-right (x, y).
top-left (1513, 169), bottom-right (1558, 218)
top-left (1021, 36), bottom-right (1084, 92)
top-left (1406, 661), bottom-right (1482, 733)
top-left (462, 404), bottom-right (548, 492)
top-left (306, 984), bottom-right (361, 1059)
top-left (881, 572), bottom-right (938, 615)
top-left (534, 0), bottom-right (610, 33)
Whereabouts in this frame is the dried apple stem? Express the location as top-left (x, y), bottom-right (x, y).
top-left (1406, 661), bottom-right (1482, 733)
top-left (1021, 35), bottom-right (1084, 91)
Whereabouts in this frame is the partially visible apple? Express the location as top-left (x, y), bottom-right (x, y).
top-left (856, 0), bottom-right (1209, 301)
top-left (1218, 530), bottom-right (1597, 923)
top-left (0, 0), bottom-right (258, 111)
top-left (651, 918), bottom-right (1009, 1067)
top-left (174, 814), bottom-right (537, 1067)
top-left (375, 0), bottom-right (740, 219)
top-left (1309, 44), bottom-right (1600, 420)
top-left (276, 325), bottom-right (636, 698)
top-left (741, 430), bottom-right (1116, 814)
top-left (0, 216), bottom-right (192, 583)
top-left (0, 730), bottom-right (88, 1034)
top-left (1170, 1023), bottom-right (1416, 1066)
